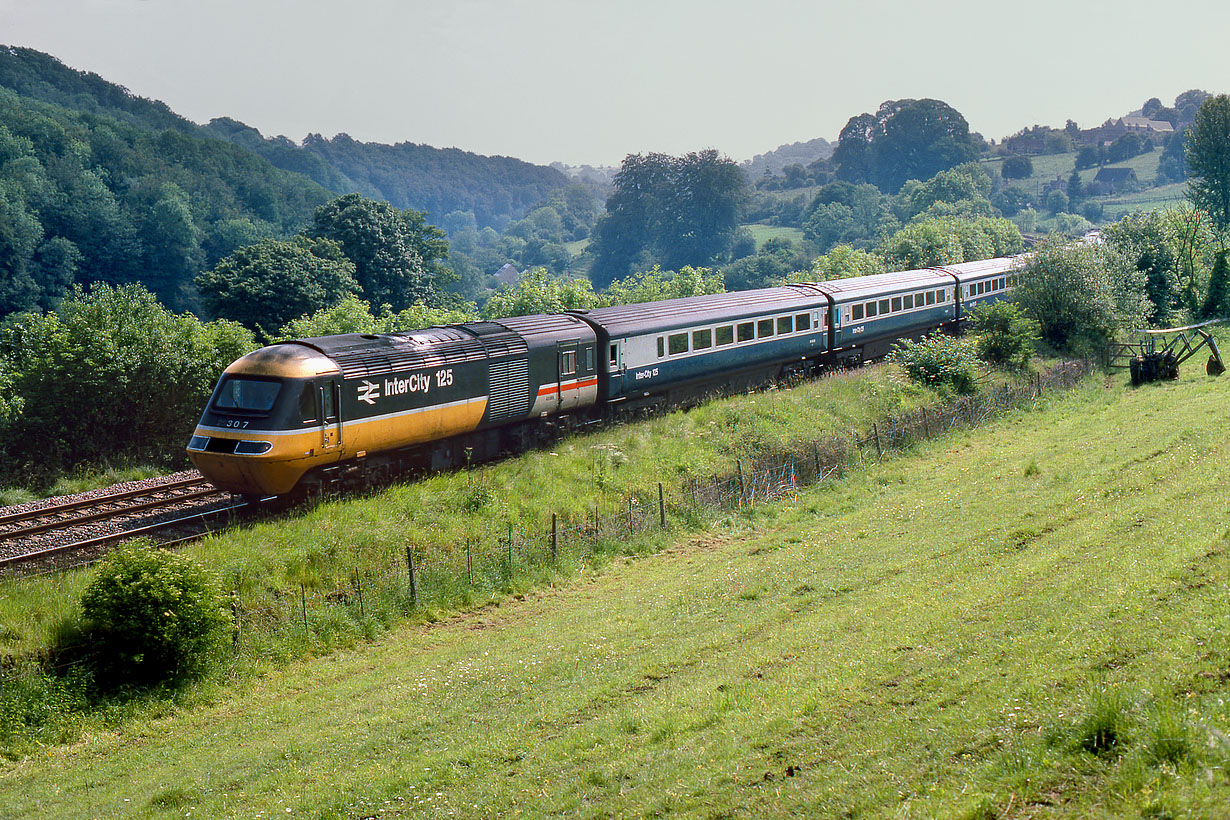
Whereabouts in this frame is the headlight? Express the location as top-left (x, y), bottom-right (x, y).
top-left (233, 440), bottom-right (274, 455)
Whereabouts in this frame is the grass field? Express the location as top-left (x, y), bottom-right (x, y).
top-left (5, 362), bottom-right (1230, 817)
top-left (743, 223), bottom-right (806, 248)
top-left (981, 150), bottom-right (1172, 221)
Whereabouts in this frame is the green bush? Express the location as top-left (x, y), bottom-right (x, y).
top-left (969, 301), bottom-right (1040, 370)
top-left (888, 333), bottom-right (979, 394)
top-left (77, 546), bottom-right (232, 688)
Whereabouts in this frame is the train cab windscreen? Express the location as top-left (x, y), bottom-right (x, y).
top-left (212, 377), bottom-right (281, 413)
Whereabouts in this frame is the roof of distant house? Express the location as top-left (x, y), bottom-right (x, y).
top-left (1118, 116), bottom-right (1174, 133)
top-left (1095, 167), bottom-right (1138, 183)
top-left (494, 263), bottom-right (521, 286)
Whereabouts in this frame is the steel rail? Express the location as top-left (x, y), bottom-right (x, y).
top-left (0, 476), bottom-right (210, 527)
top-left (0, 487), bottom-right (226, 542)
top-left (0, 500), bottom-right (251, 570)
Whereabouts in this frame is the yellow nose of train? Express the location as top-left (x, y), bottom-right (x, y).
top-left (187, 343), bottom-right (346, 496)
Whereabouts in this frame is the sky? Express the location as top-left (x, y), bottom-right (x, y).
top-left (1, 0), bottom-right (1227, 168)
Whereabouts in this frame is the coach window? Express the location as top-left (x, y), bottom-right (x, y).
top-left (851, 303), bottom-right (864, 321)
top-left (903, 294), bottom-right (913, 310)
top-left (611, 343), bottom-right (620, 365)
top-left (865, 302), bottom-right (877, 318)
top-left (656, 337), bottom-right (664, 358)
top-left (585, 346), bottom-right (594, 371)
top-left (693, 328), bottom-right (712, 350)
top-left (669, 333), bottom-right (688, 355)
top-left (777, 316), bottom-right (793, 335)
top-left (757, 318), bottom-right (774, 338)
top-left (737, 322), bottom-right (754, 342)
top-left (560, 351), bottom-right (577, 376)
top-left (938, 289), bottom-right (947, 302)
top-left (891, 296), bottom-right (902, 312)
top-left (925, 290), bottom-right (935, 305)
top-left (796, 313), bottom-right (810, 330)
top-left (716, 325), bottom-right (734, 346)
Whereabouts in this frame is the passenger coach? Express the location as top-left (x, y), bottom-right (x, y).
top-left (574, 285), bottom-right (831, 410)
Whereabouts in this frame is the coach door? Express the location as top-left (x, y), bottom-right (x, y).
top-left (556, 342), bottom-right (580, 410)
top-left (317, 378), bottom-right (343, 452)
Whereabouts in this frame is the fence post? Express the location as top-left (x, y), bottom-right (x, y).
top-left (301, 583), bottom-right (309, 637)
top-left (507, 521), bottom-right (514, 571)
top-left (872, 424), bottom-right (883, 460)
top-left (356, 573), bottom-right (364, 619)
top-left (736, 459), bottom-right (746, 506)
top-left (658, 482), bottom-right (666, 529)
top-left (232, 596), bottom-right (240, 649)
top-left (551, 513), bottom-right (558, 561)
top-left (466, 541), bottom-right (473, 585)
top-left (628, 496), bottom-right (634, 535)
top-left (406, 546), bottom-right (418, 608)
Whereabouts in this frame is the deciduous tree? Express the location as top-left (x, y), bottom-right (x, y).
top-left (1185, 94), bottom-right (1230, 233)
top-left (195, 236), bottom-right (359, 332)
top-left (308, 193), bottom-right (448, 310)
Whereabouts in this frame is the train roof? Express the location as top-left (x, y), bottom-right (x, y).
top-left (932, 256), bottom-right (1023, 281)
top-left (807, 268), bottom-right (954, 301)
top-left (572, 285), bottom-right (827, 336)
top-left (289, 320), bottom-right (537, 379)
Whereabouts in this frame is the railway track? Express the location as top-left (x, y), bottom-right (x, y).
top-left (0, 473), bottom-right (250, 574)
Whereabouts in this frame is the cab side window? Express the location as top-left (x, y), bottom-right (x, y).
top-left (299, 383), bottom-right (317, 424)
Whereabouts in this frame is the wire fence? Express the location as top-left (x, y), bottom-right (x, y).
top-left (1, 359), bottom-right (1093, 691)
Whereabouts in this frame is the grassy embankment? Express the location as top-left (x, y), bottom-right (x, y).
top-left (0, 362), bottom-right (943, 685)
top-left (3, 357), bottom-right (1230, 817)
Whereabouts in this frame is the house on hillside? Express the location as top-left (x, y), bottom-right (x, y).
top-left (1081, 117), bottom-right (1174, 146)
top-left (494, 263), bottom-right (522, 287)
top-left (1094, 166), bottom-right (1139, 193)
top-left (1120, 116), bottom-right (1174, 134)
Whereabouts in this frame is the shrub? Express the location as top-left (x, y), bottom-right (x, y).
top-left (1001, 155), bottom-right (1034, 180)
top-left (888, 333), bottom-right (979, 394)
top-left (969, 301), bottom-right (1040, 370)
top-left (77, 546), bottom-right (232, 688)
top-left (1013, 238), bottom-right (1149, 354)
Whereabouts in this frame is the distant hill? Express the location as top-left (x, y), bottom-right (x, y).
top-left (0, 46), bottom-right (335, 313)
top-left (0, 45), bottom-right (199, 135)
top-left (742, 137), bottom-right (834, 180)
top-left (203, 118), bottom-right (570, 231)
top-left (1, 45), bottom-right (572, 236)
